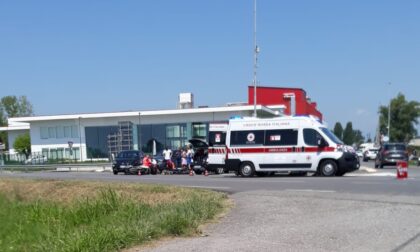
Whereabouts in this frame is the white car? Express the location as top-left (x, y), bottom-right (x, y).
top-left (25, 155), bottom-right (48, 165)
top-left (356, 150), bottom-right (364, 159)
top-left (363, 148), bottom-right (379, 161)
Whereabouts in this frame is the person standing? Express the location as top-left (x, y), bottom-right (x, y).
top-left (181, 148), bottom-right (187, 171)
top-left (186, 145), bottom-right (194, 171)
top-left (174, 147), bottom-right (182, 168)
top-left (162, 146), bottom-right (173, 169)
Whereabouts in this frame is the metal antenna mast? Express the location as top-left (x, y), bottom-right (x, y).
top-left (387, 82), bottom-right (391, 142)
top-left (253, 0), bottom-right (259, 117)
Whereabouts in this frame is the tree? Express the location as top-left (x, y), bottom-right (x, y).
top-left (379, 93), bottom-right (420, 142)
top-left (333, 122), bottom-right (344, 140)
top-left (0, 105), bottom-right (7, 148)
top-left (343, 122), bottom-right (354, 145)
top-left (13, 133), bottom-right (31, 158)
top-left (353, 130), bottom-right (365, 146)
top-left (0, 95), bottom-right (34, 149)
top-left (0, 95), bottom-right (33, 119)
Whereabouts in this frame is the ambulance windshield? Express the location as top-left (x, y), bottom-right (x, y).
top-left (320, 128), bottom-right (343, 144)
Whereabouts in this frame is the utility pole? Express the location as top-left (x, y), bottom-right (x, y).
top-left (252, 0), bottom-right (259, 118)
top-left (78, 117), bottom-right (82, 162)
top-left (138, 112), bottom-right (142, 152)
top-left (387, 82), bottom-right (391, 142)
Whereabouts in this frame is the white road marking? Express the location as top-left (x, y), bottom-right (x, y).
top-left (351, 181), bottom-right (388, 185)
top-left (346, 173), bottom-right (396, 177)
top-left (285, 189), bottom-right (335, 193)
top-left (213, 178), bottom-right (306, 183)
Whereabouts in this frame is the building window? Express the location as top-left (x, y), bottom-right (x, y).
top-left (50, 148), bottom-right (57, 159)
top-left (64, 126), bottom-right (71, 138)
top-left (57, 148), bottom-right (64, 159)
top-left (167, 125), bottom-right (180, 138)
top-left (71, 125), bottom-right (79, 138)
top-left (42, 148), bottom-right (49, 157)
top-left (192, 123), bottom-right (207, 139)
top-left (56, 126), bottom-right (64, 138)
top-left (48, 127), bottom-right (56, 138)
top-left (40, 127), bottom-right (48, 139)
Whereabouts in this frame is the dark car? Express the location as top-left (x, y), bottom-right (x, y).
top-left (375, 143), bottom-right (408, 168)
top-left (188, 139), bottom-right (209, 174)
top-left (112, 150), bottom-right (143, 175)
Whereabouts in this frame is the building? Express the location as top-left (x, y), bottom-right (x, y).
top-left (248, 86), bottom-right (322, 120)
top-left (0, 86), bottom-right (322, 161)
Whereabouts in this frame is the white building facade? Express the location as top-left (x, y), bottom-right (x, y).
top-left (2, 105), bottom-right (284, 161)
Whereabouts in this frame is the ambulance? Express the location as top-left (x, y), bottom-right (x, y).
top-left (206, 116), bottom-right (359, 177)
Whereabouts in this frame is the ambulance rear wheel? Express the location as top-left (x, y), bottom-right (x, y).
top-left (319, 160), bottom-right (337, 176)
top-left (239, 162), bottom-right (255, 177)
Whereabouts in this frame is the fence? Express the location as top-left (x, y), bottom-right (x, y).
top-left (0, 151), bottom-right (109, 165)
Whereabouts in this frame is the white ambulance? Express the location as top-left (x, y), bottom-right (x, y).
top-left (206, 116), bottom-right (359, 177)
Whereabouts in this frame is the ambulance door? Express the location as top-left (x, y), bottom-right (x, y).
top-left (262, 129), bottom-right (299, 171)
top-left (208, 131), bottom-right (227, 166)
top-left (298, 128), bottom-right (327, 171)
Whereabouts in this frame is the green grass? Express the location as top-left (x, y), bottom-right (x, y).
top-left (0, 179), bottom-right (229, 252)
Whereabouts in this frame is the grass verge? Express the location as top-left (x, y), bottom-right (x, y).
top-left (0, 178), bottom-right (229, 252)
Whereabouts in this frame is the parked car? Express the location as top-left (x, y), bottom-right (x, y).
top-left (112, 150), bottom-right (143, 175)
top-left (375, 143), bottom-right (408, 168)
top-left (187, 139), bottom-right (208, 175)
top-left (356, 150), bottom-right (364, 159)
top-left (363, 148), bottom-right (379, 162)
top-left (25, 155), bottom-right (48, 165)
top-left (188, 139), bottom-right (229, 175)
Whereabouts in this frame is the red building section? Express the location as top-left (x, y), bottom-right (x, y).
top-left (248, 86), bottom-right (323, 120)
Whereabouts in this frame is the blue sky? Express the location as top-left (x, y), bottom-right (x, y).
top-left (1, 0), bottom-right (419, 138)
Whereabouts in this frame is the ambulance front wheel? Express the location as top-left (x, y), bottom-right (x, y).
top-left (239, 162), bottom-right (255, 177)
top-left (319, 160), bottom-right (337, 176)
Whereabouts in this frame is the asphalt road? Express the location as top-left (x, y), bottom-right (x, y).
top-left (2, 166), bottom-right (420, 251)
top-left (2, 165), bottom-right (420, 195)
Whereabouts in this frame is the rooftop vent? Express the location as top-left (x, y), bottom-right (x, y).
top-left (226, 102), bottom-right (248, 107)
top-left (178, 93), bottom-right (194, 109)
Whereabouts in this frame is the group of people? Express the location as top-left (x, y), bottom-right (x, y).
top-left (162, 146), bottom-right (196, 172)
top-left (139, 145), bottom-right (195, 175)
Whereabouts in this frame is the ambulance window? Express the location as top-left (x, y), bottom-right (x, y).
top-left (208, 131), bottom-right (226, 146)
top-left (303, 129), bottom-right (324, 146)
top-left (230, 130), bottom-right (264, 146)
top-left (264, 129), bottom-right (298, 146)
